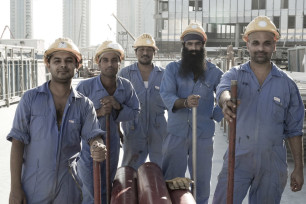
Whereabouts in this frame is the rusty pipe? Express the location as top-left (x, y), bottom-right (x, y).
top-left (94, 161), bottom-right (101, 204)
top-left (226, 80), bottom-right (237, 204)
top-left (137, 162), bottom-right (172, 204)
top-left (110, 166), bottom-right (138, 204)
top-left (169, 189), bottom-right (196, 204)
top-left (192, 107), bottom-right (197, 199)
top-left (106, 114), bottom-right (111, 204)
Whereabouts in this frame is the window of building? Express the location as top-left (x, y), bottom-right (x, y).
top-left (162, 19), bottom-right (168, 30)
top-left (189, 0), bottom-right (195, 11)
top-left (288, 16), bottom-right (295, 29)
top-left (241, 23), bottom-right (249, 36)
top-left (160, 1), bottom-right (168, 11)
top-left (208, 23), bottom-right (236, 39)
top-left (303, 15), bottom-right (306, 40)
top-left (189, 0), bottom-right (202, 11)
top-left (251, 0), bottom-right (266, 10)
top-left (281, 0), bottom-right (288, 9)
top-left (273, 16), bottom-right (280, 29)
top-left (198, 1), bottom-right (202, 11)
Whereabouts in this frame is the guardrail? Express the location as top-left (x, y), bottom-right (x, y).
top-left (0, 45), bottom-right (46, 107)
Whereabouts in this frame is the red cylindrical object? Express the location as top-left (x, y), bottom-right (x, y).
top-left (137, 162), bottom-right (172, 204)
top-left (110, 166), bottom-right (138, 204)
top-left (169, 189), bottom-right (196, 204)
top-left (93, 161), bottom-right (101, 204)
top-left (106, 114), bottom-right (111, 204)
top-left (227, 80), bottom-right (238, 204)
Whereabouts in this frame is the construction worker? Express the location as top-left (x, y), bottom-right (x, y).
top-left (7, 37), bottom-right (106, 204)
top-left (118, 33), bottom-right (167, 169)
top-left (160, 22), bottom-right (224, 204)
top-left (213, 16), bottom-right (304, 203)
top-left (76, 41), bottom-right (140, 204)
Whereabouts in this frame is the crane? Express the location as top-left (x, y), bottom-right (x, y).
top-left (0, 25), bottom-right (15, 39)
top-left (111, 13), bottom-right (135, 40)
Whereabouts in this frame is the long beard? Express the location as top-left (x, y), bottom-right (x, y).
top-left (179, 47), bottom-right (206, 81)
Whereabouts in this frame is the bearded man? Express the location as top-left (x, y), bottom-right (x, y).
top-left (160, 22), bottom-right (224, 204)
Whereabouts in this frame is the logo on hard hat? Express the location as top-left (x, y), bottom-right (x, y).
top-left (58, 42), bottom-right (67, 48)
top-left (108, 43), bottom-right (121, 49)
top-left (191, 25), bottom-right (198, 29)
top-left (258, 21), bottom-right (267, 27)
top-left (146, 39), bottom-right (152, 44)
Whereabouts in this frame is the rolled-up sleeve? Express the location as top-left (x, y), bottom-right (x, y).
top-left (7, 92), bottom-right (32, 144)
top-left (216, 68), bottom-right (238, 104)
top-left (114, 81), bottom-right (140, 122)
top-left (82, 100), bottom-right (105, 143)
top-left (284, 81), bottom-right (304, 138)
top-left (160, 64), bottom-right (180, 112)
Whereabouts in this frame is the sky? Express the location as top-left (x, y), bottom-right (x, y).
top-left (0, 0), bottom-right (117, 48)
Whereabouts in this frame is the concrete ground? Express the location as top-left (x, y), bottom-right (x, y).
top-left (209, 123), bottom-right (306, 204)
top-left (0, 104), bottom-right (305, 203)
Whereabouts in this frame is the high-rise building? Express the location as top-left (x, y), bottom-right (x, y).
top-left (10, 0), bottom-right (33, 39)
top-left (63, 0), bottom-right (91, 48)
top-left (116, 0), bottom-right (155, 57)
top-left (154, 0), bottom-right (306, 53)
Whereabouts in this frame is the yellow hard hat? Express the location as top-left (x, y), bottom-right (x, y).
top-left (95, 41), bottom-right (125, 64)
top-left (44, 37), bottom-right (82, 68)
top-left (133, 33), bottom-right (158, 51)
top-left (243, 16), bottom-right (280, 42)
top-left (180, 22), bottom-right (207, 42)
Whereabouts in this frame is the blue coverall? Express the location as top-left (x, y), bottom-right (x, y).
top-left (160, 60), bottom-right (224, 204)
top-left (76, 75), bottom-right (140, 204)
top-left (7, 82), bottom-right (104, 204)
top-left (118, 62), bottom-right (167, 169)
top-left (213, 62), bottom-right (304, 204)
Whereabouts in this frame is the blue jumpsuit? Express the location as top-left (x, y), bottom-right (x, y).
top-left (6, 82), bottom-right (104, 204)
top-left (213, 62), bottom-right (304, 204)
top-left (160, 60), bottom-right (224, 204)
top-left (118, 62), bottom-right (167, 169)
top-left (76, 75), bottom-right (140, 204)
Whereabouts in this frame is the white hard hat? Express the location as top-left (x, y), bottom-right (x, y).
top-left (95, 41), bottom-right (125, 64)
top-left (133, 33), bottom-right (158, 50)
top-left (243, 16), bottom-right (280, 42)
top-left (180, 22), bottom-right (207, 42)
top-left (44, 37), bottom-right (82, 68)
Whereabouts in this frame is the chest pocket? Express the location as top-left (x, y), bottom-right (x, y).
top-left (64, 119), bottom-right (82, 144)
top-left (91, 93), bottom-right (104, 110)
top-left (30, 115), bottom-right (47, 141)
top-left (30, 95), bottom-right (48, 141)
top-left (151, 85), bottom-right (165, 107)
top-left (197, 81), bottom-right (214, 100)
top-left (272, 97), bottom-right (286, 123)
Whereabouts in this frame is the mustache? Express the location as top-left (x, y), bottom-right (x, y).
top-left (141, 55), bottom-right (150, 58)
top-left (185, 49), bottom-right (202, 56)
top-left (254, 51), bottom-right (267, 55)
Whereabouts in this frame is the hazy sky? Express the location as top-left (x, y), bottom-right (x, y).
top-left (0, 0), bottom-right (117, 48)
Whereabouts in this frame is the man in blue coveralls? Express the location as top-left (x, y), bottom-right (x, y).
top-left (118, 33), bottom-right (167, 169)
top-left (160, 22), bottom-right (224, 204)
top-left (213, 16), bottom-right (304, 203)
top-left (7, 38), bottom-right (107, 204)
top-left (76, 41), bottom-right (140, 204)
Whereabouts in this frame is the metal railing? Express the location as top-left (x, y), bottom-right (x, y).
top-left (0, 45), bottom-right (43, 107)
